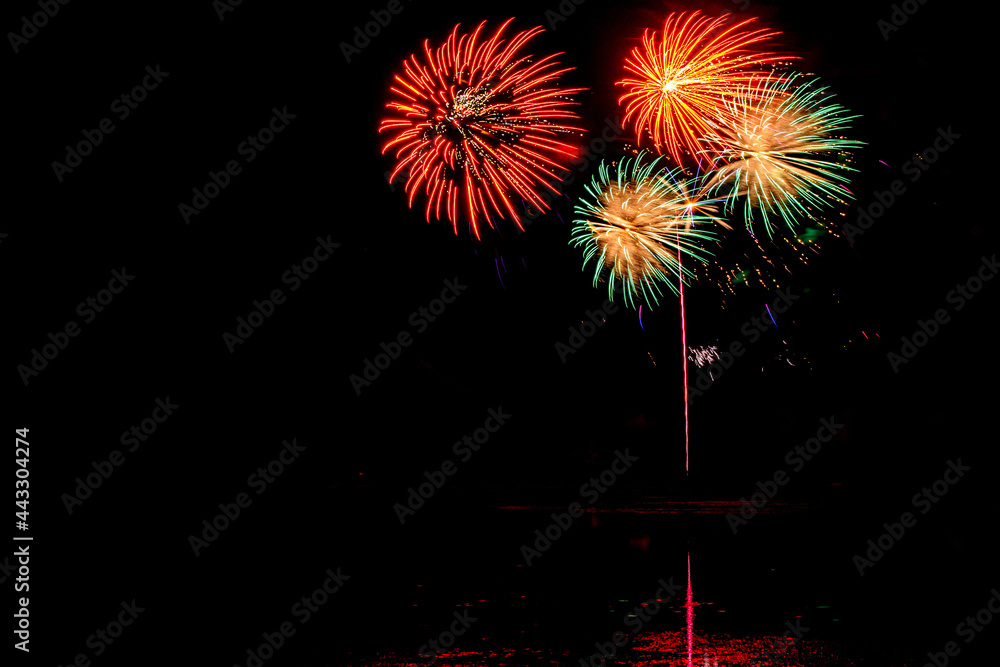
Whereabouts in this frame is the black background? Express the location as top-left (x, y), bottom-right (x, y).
top-left (6, 0), bottom-right (993, 665)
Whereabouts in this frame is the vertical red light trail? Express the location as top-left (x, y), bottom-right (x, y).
top-left (677, 231), bottom-right (690, 475)
top-left (686, 551), bottom-right (694, 667)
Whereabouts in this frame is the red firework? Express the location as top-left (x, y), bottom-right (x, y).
top-left (617, 11), bottom-right (789, 165)
top-left (380, 20), bottom-right (585, 239)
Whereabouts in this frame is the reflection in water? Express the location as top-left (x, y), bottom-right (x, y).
top-left (353, 634), bottom-right (854, 666)
top-left (622, 552), bottom-right (851, 666)
top-left (352, 554), bottom-right (858, 666)
top-left (687, 551), bottom-right (695, 667)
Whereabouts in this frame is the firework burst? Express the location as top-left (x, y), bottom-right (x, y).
top-left (570, 152), bottom-right (728, 309)
top-left (616, 11), bottom-right (787, 165)
top-left (379, 20), bottom-right (585, 239)
top-left (703, 72), bottom-right (865, 236)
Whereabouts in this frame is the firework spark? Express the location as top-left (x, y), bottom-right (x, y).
top-left (379, 20), bottom-right (585, 239)
top-left (570, 152), bottom-right (728, 310)
top-left (703, 72), bottom-right (865, 235)
top-left (688, 217), bottom-right (842, 299)
top-left (616, 11), bottom-right (788, 165)
top-left (687, 344), bottom-right (721, 368)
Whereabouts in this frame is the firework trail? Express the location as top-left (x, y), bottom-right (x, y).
top-left (676, 228), bottom-right (690, 475)
top-left (572, 152), bottom-right (728, 475)
top-left (380, 20), bottom-right (585, 239)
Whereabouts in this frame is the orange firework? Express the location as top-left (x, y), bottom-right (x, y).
top-left (380, 20), bottom-right (585, 239)
top-left (616, 11), bottom-right (789, 165)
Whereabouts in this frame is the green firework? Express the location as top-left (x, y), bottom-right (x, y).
top-left (702, 72), bottom-right (865, 237)
top-left (570, 151), bottom-right (726, 310)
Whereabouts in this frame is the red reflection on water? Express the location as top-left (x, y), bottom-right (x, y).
top-left (687, 551), bottom-right (694, 667)
top-left (362, 632), bottom-right (849, 666)
top-left (357, 554), bottom-right (855, 666)
top-left (627, 630), bottom-right (850, 666)
top-left (622, 553), bottom-right (849, 666)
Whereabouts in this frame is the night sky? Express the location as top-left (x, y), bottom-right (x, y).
top-left (7, 0), bottom-right (993, 665)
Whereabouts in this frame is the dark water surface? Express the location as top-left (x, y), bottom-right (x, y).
top-left (324, 490), bottom-right (954, 666)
